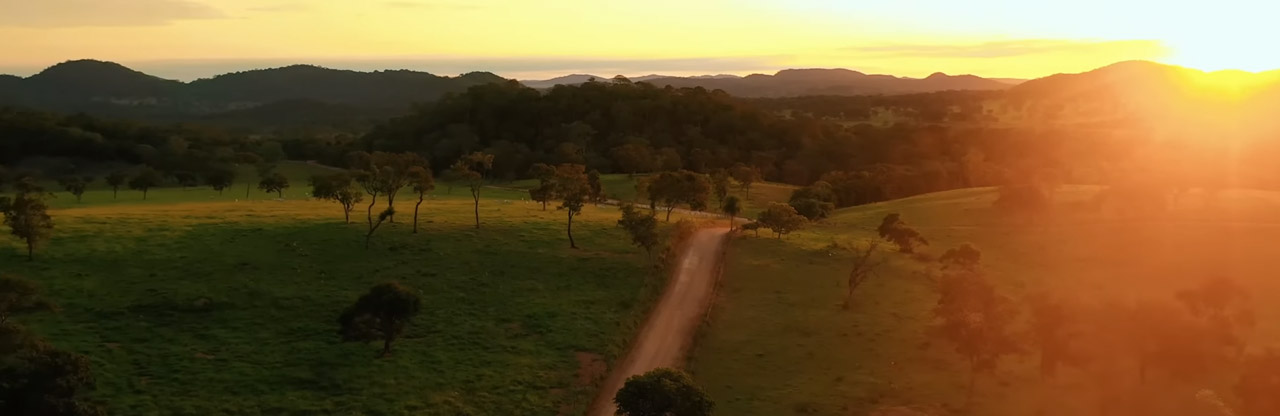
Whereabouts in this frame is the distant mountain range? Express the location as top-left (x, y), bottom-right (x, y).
top-left (0, 59), bottom-right (507, 120)
top-left (522, 69), bottom-right (1018, 96)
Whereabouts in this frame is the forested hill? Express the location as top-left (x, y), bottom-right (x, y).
top-left (638, 69), bottom-right (1013, 97)
top-left (0, 60), bottom-right (507, 122)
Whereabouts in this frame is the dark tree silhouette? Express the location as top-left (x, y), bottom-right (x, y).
top-left (722, 195), bottom-right (741, 230)
top-left (337, 282), bottom-right (422, 357)
top-left (257, 172), bottom-right (290, 198)
top-left (613, 368), bottom-right (714, 416)
top-left (931, 271), bottom-right (1020, 402)
top-left (407, 166), bottom-right (435, 234)
top-left (842, 242), bottom-right (885, 309)
top-left (204, 167), bottom-right (235, 195)
top-left (939, 243), bottom-right (982, 271)
top-left (618, 203), bottom-right (659, 256)
top-left (757, 202), bottom-right (806, 239)
top-left (452, 152), bottom-right (493, 229)
top-left (104, 171), bottom-right (127, 200)
top-left (878, 213), bottom-right (928, 253)
top-left (554, 164), bottom-right (589, 248)
top-left (527, 163), bottom-right (555, 210)
top-left (1, 190), bottom-right (54, 261)
top-left (56, 176), bottom-right (92, 203)
top-left (128, 167), bottom-right (162, 200)
top-left (0, 274), bottom-right (55, 324)
top-left (310, 173), bottom-right (363, 224)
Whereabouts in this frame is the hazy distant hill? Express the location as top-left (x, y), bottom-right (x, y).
top-left (640, 69), bottom-right (1012, 97)
top-left (0, 59), bottom-right (508, 119)
top-left (521, 73), bottom-right (743, 89)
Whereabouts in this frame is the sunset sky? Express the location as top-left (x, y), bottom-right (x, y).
top-left (1, 0), bottom-right (1271, 81)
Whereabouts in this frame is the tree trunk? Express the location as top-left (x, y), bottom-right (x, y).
top-left (665, 206), bottom-right (674, 222)
top-left (567, 211), bottom-right (577, 249)
top-left (277, 190), bottom-right (283, 199)
top-left (729, 213), bottom-right (735, 230)
top-left (218, 189), bottom-right (224, 196)
top-left (542, 200), bottom-right (547, 211)
top-left (143, 189), bottom-right (148, 200)
top-left (413, 197), bottom-right (423, 234)
top-left (379, 337), bottom-right (392, 358)
top-left (112, 187), bottom-right (118, 199)
top-left (472, 188), bottom-right (481, 229)
top-left (386, 194), bottom-right (396, 223)
top-left (245, 182), bottom-right (251, 198)
top-left (366, 194), bottom-right (378, 228)
top-left (76, 194), bottom-right (82, 203)
top-left (26, 240), bottom-right (34, 261)
top-left (343, 206), bottom-right (351, 224)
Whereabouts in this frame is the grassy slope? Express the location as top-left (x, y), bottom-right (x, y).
top-left (2, 176), bottom-right (688, 415)
top-left (690, 186), bottom-right (1280, 416)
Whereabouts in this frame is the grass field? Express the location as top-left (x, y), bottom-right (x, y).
top-left (689, 186), bottom-right (1280, 416)
top-left (1, 171), bottom-right (692, 415)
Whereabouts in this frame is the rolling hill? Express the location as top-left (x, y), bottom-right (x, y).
top-left (640, 69), bottom-right (1013, 97)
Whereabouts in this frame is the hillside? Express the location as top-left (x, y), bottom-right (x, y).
top-left (0, 60), bottom-right (508, 119)
top-left (691, 186), bottom-right (1280, 416)
top-left (640, 68), bottom-right (1012, 97)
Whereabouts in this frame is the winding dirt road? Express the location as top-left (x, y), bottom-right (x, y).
top-left (586, 227), bottom-right (731, 416)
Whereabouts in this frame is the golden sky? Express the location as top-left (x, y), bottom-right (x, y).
top-left (1, 0), bottom-right (1272, 80)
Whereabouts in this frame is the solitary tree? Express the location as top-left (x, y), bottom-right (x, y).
top-left (878, 213), bottom-right (928, 253)
top-left (407, 166), bottom-right (435, 234)
top-left (128, 167), bottom-right (162, 200)
top-left (587, 169), bottom-right (605, 205)
top-left (842, 242), bottom-right (886, 309)
top-left (757, 202), bottom-right (806, 239)
top-left (618, 203), bottom-right (660, 256)
top-left (730, 163), bottom-right (762, 200)
top-left (104, 171), bottom-right (127, 200)
top-left (0, 274), bottom-right (55, 324)
top-left (204, 167), bottom-right (235, 195)
top-left (555, 164), bottom-right (590, 249)
top-left (722, 195), bottom-right (741, 230)
top-left (257, 172), bottom-right (290, 198)
top-left (337, 282), bottom-right (422, 357)
top-left (57, 176), bottom-right (92, 203)
top-left (711, 169), bottom-right (731, 208)
top-left (310, 173), bottom-right (363, 224)
top-left (1, 191), bottom-right (54, 261)
top-left (939, 243), bottom-right (982, 271)
top-left (614, 368), bottom-right (715, 416)
top-left (452, 152), bottom-right (494, 229)
top-left (527, 163), bottom-right (556, 210)
top-left (932, 271), bottom-right (1020, 401)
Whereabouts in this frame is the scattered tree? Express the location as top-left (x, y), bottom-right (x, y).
top-left (257, 172), bottom-right (290, 198)
top-left (931, 271), bottom-right (1020, 402)
top-left (722, 195), bottom-right (741, 230)
top-left (939, 243), bottom-right (982, 270)
top-left (310, 173), bottom-right (363, 224)
top-left (618, 203), bottom-right (659, 256)
top-left (788, 181), bottom-right (837, 220)
top-left (452, 152), bottom-right (494, 229)
top-left (56, 176), bottom-right (92, 203)
top-left (204, 167), bottom-right (235, 195)
top-left (711, 169), bottom-right (731, 208)
top-left (842, 242), bottom-right (885, 309)
top-left (0, 344), bottom-right (106, 416)
top-left (878, 213), bottom-right (928, 253)
top-left (408, 166), bottom-right (435, 233)
top-left (613, 367), bottom-right (715, 416)
top-left (128, 167), bottom-right (162, 200)
top-left (730, 163), bottom-right (762, 200)
top-left (104, 171), bottom-right (127, 200)
top-left (527, 163), bottom-right (556, 210)
top-left (555, 164), bottom-right (590, 248)
top-left (337, 282), bottom-right (422, 357)
top-left (587, 169), bottom-right (605, 205)
top-left (646, 170), bottom-right (711, 221)
top-left (173, 171), bottom-right (199, 189)
top-left (1, 190), bottom-right (54, 261)
top-left (757, 202), bottom-right (806, 239)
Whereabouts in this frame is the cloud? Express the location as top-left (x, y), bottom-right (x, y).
top-left (0, 0), bottom-right (225, 27)
top-left (381, 1), bottom-right (480, 10)
top-left (843, 39), bottom-right (1168, 58)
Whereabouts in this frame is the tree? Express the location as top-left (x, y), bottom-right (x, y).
top-left (527, 163), bottom-right (556, 210)
top-left (614, 367), bottom-right (714, 416)
top-left (587, 169), bottom-right (605, 205)
top-left (931, 271), bottom-right (1020, 402)
top-left (757, 202), bottom-right (806, 239)
top-left (1, 191), bottom-right (53, 261)
top-left (453, 152), bottom-right (494, 229)
top-left (337, 282), bottom-right (422, 357)
top-left (257, 172), bottom-right (290, 198)
top-left (236, 152), bottom-right (264, 198)
top-left (408, 166), bottom-right (435, 234)
top-left (56, 176), bottom-right (92, 203)
top-left (555, 164), bottom-right (589, 249)
top-left (647, 170), bottom-right (711, 222)
top-left (939, 243), bottom-right (982, 271)
top-left (172, 171), bottom-right (199, 188)
top-left (878, 213), bottom-right (928, 253)
top-left (0, 274), bottom-right (55, 324)
top-left (370, 152), bottom-right (426, 223)
top-left (788, 181), bottom-right (837, 220)
top-left (128, 167), bottom-right (162, 200)
top-left (618, 203), bottom-right (659, 256)
top-left (722, 195), bottom-right (741, 230)
top-left (0, 344), bottom-right (106, 416)
top-left (611, 143), bottom-right (656, 175)
top-left (1026, 293), bottom-right (1082, 379)
top-left (711, 169), bottom-right (731, 208)
top-left (310, 173), bottom-right (363, 224)
top-left (842, 242), bottom-right (885, 309)
top-left (104, 171), bottom-right (127, 200)
top-left (1236, 349), bottom-right (1280, 416)
top-left (204, 167), bottom-right (235, 195)
top-left (730, 163), bottom-right (762, 200)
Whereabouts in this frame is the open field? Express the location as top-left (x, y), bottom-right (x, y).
top-left (690, 186), bottom-right (1280, 416)
top-left (1, 181), bottom-right (690, 415)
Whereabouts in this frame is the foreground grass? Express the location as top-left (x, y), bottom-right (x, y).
top-left (3, 190), bottom-right (669, 416)
top-left (690, 186), bottom-right (1280, 416)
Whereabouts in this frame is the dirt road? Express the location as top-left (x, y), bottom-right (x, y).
top-left (586, 227), bottom-right (731, 416)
